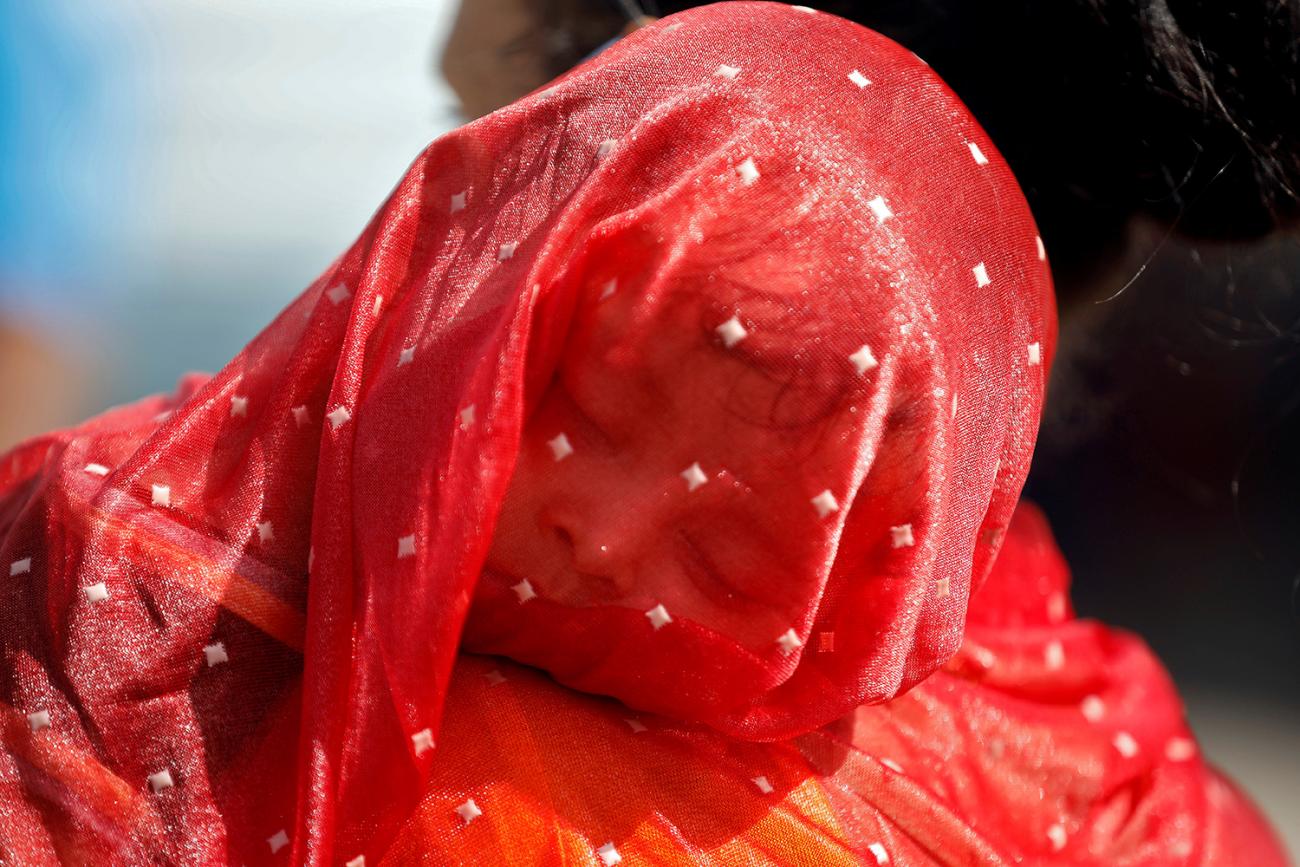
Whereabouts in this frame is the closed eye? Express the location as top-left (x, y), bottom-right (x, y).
top-left (676, 528), bottom-right (766, 611)
top-left (554, 376), bottom-right (618, 450)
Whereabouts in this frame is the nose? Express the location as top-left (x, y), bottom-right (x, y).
top-left (547, 516), bottom-right (614, 574)
top-left (540, 483), bottom-right (676, 597)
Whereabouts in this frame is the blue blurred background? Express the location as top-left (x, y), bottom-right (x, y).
top-left (0, 0), bottom-right (460, 440)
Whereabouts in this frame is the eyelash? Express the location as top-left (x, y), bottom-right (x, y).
top-left (557, 377), bottom-right (617, 450)
top-left (677, 527), bottom-right (764, 610)
top-left (677, 529), bottom-right (733, 605)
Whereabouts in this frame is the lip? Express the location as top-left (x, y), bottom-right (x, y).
top-left (480, 561), bottom-right (631, 609)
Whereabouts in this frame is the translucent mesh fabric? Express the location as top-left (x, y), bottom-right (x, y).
top-left (0, 4), bottom-right (1285, 865)
top-left (391, 506), bottom-right (1289, 865)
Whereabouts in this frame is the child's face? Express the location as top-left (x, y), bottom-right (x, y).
top-left (481, 285), bottom-right (860, 651)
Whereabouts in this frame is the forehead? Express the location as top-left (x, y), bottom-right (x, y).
top-left (567, 285), bottom-right (761, 407)
top-left (572, 276), bottom-right (831, 372)
top-left (590, 283), bottom-right (715, 346)
top-left (563, 281), bottom-right (864, 471)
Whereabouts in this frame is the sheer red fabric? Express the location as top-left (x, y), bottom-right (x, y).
top-left (0, 3), bottom-right (1286, 865)
top-left (389, 506), bottom-right (1289, 865)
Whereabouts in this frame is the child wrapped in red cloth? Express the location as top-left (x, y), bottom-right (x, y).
top-left (0, 4), bottom-right (1288, 864)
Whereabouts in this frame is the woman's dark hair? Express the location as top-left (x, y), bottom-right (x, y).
top-left (533, 0), bottom-right (1299, 302)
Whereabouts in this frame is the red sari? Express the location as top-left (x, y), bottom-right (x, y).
top-left (0, 3), bottom-right (1287, 864)
top-left (392, 506), bottom-right (1287, 865)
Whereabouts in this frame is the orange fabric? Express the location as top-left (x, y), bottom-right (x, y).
top-left (387, 504), bottom-right (1290, 866)
top-left (389, 654), bottom-right (875, 866)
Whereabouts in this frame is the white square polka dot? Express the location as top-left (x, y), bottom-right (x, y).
top-left (645, 603), bottom-right (672, 630)
top-left (1047, 823), bottom-right (1067, 852)
top-left (848, 69), bottom-right (871, 88)
top-left (412, 728), bottom-right (435, 756)
top-left (716, 315), bottom-right (749, 347)
top-left (1047, 591), bottom-right (1067, 622)
top-left (849, 344), bottom-right (878, 374)
top-left (548, 433), bottom-right (573, 461)
top-left (971, 645), bottom-right (997, 669)
top-left (736, 158), bottom-right (760, 186)
top-left (328, 406), bottom-right (352, 429)
top-left (681, 463), bottom-right (709, 492)
top-left (1165, 737), bottom-right (1197, 762)
top-left (811, 490), bottom-right (839, 518)
top-left (867, 196), bottom-right (893, 222)
top-left (776, 628), bottom-right (803, 656)
top-left (456, 799), bottom-right (482, 825)
top-left (268, 830), bottom-right (289, 854)
top-left (1113, 731), bottom-right (1140, 758)
top-left (204, 642), bottom-right (229, 667)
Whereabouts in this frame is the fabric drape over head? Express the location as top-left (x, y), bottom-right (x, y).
top-left (0, 4), bottom-right (1284, 866)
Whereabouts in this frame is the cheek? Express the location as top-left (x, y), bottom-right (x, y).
top-left (481, 386), bottom-right (609, 582)
top-left (483, 455), bottom-right (541, 574)
top-left (489, 390), bottom-right (571, 554)
top-left (484, 386), bottom-right (582, 576)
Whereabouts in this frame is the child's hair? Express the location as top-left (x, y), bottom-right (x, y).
top-left (689, 281), bottom-right (863, 433)
top-left (628, 152), bottom-right (885, 441)
top-left (527, 0), bottom-right (1299, 303)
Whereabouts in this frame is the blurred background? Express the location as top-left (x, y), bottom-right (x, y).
top-left (2, 0), bottom-right (1296, 849)
top-left (0, 0), bottom-right (462, 442)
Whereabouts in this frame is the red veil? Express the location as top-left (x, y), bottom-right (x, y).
top-left (0, 3), bottom-right (1287, 865)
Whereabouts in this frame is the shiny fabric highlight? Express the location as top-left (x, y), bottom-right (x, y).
top-left (0, 3), bottom-right (1288, 865)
